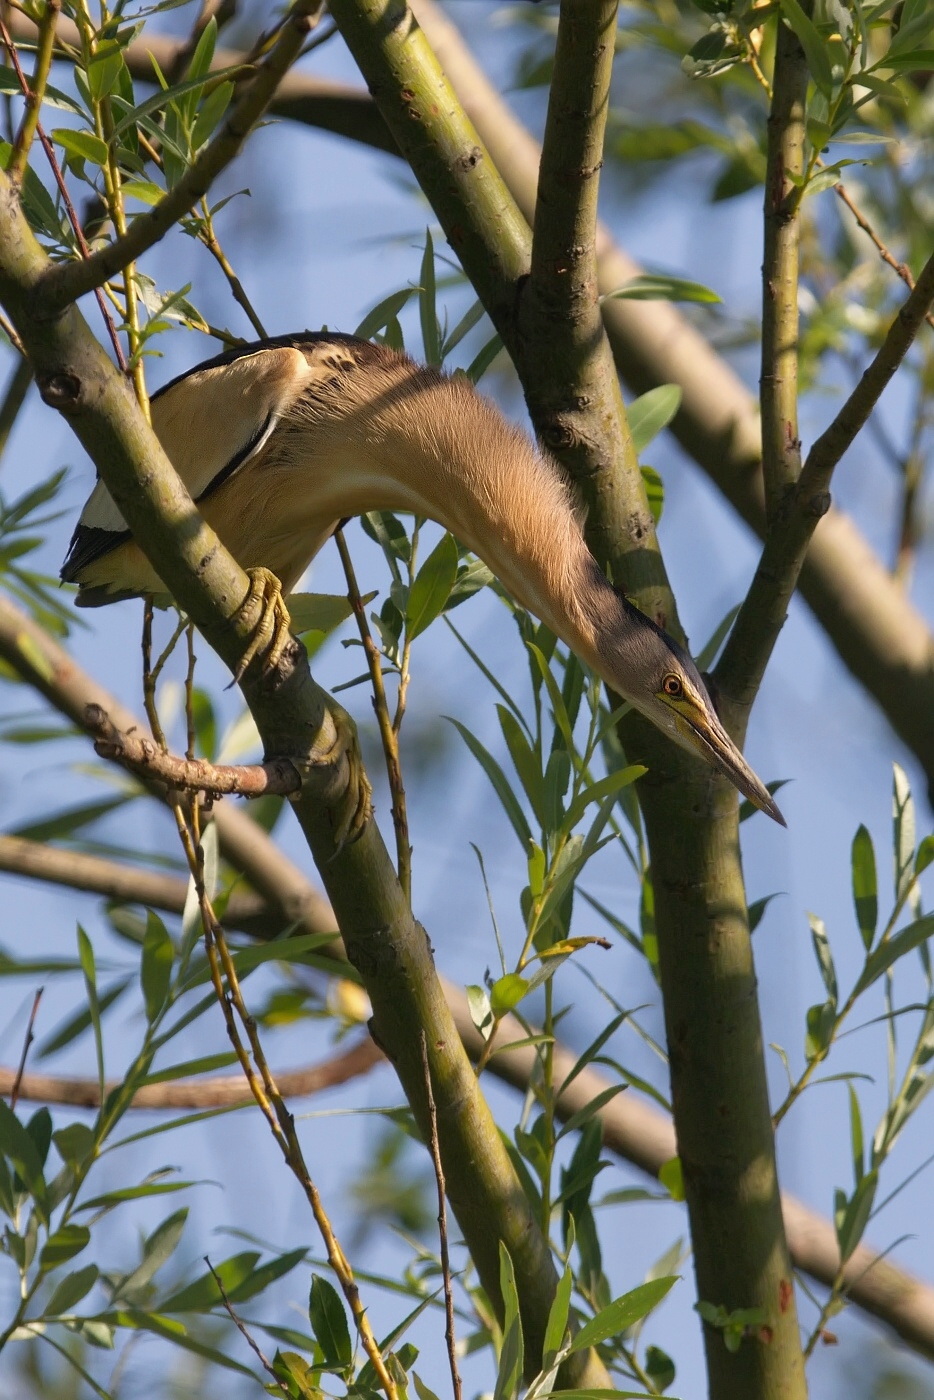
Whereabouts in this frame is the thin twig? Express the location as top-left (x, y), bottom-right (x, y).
top-left (85, 702), bottom-right (301, 798)
top-left (10, 988), bottom-right (43, 1109)
top-left (715, 246), bottom-right (934, 715)
top-left (0, 14), bottom-right (126, 369)
top-left (205, 1254), bottom-right (290, 1393)
top-left (9, 0), bottom-right (58, 181)
top-left (333, 526), bottom-right (411, 901)
top-left (834, 182), bottom-right (934, 334)
top-left (196, 200), bottom-right (268, 339)
top-left (420, 1031), bottom-right (462, 1400)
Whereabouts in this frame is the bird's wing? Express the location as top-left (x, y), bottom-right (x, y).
top-left (61, 346), bottom-right (313, 580)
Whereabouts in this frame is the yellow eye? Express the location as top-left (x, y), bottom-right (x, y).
top-left (662, 674), bottom-right (683, 698)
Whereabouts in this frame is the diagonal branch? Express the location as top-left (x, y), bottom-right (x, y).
top-left (716, 248), bottom-right (934, 712)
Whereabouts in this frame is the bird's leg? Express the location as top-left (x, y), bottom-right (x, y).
top-left (302, 698), bottom-right (373, 852)
top-left (231, 566), bottom-right (294, 685)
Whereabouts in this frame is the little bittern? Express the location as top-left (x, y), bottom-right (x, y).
top-left (62, 332), bottom-right (784, 826)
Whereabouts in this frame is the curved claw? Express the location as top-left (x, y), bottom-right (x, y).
top-left (309, 701), bottom-right (373, 852)
top-left (231, 566), bottom-right (294, 686)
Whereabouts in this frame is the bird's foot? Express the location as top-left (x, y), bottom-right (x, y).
top-left (232, 567), bottom-right (293, 686)
top-left (305, 700), bottom-right (373, 852)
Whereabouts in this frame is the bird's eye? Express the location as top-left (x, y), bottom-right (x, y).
top-left (662, 674), bottom-right (683, 698)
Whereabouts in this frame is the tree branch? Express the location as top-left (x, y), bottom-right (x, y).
top-left (86, 702), bottom-right (302, 799)
top-left (521, 0), bottom-right (671, 626)
top-left (760, 13), bottom-right (807, 522)
top-left (0, 1039), bottom-right (382, 1108)
top-left (716, 249), bottom-right (934, 713)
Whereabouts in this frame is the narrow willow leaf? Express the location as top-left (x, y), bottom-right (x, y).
top-left (543, 1266), bottom-right (573, 1360)
top-left (51, 128), bottom-right (109, 166)
top-left (601, 273), bottom-right (721, 303)
top-left (287, 592), bottom-right (357, 635)
top-left (494, 1244), bottom-right (524, 1400)
top-left (567, 1277), bottom-right (678, 1352)
top-left (852, 917), bottom-right (934, 998)
top-left (640, 465), bottom-right (664, 523)
top-left (419, 229), bottom-right (440, 366)
top-left (659, 1157), bottom-right (684, 1201)
top-left (835, 1169), bottom-right (877, 1263)
top-left (563, 766), bottom-right (646, 832)
top-left (627, 385), bottom-right (682, 453)
top-left (44, 1263), bottom-right (99, 1317)
top-left (498, 704), bottom-right (545, 826)
top-left (77, 926), bottom-right (104, 1102)
top-left (407, 532), bottom-right (459, 639)
top-left (354, 288), bottom-right (414, 341)
top-left (37, 979), bottom-right (129, 1059)
top-left (851, 824), bottom-right (878, 949)
top-left (893, 764), bottom-right (916, 902)
top-left (309, 1272), bottom-right (352, 1367)
top-left (160, 1250), bottom-right (260, 1312)
top-left (447, 718), bottom-right (533, 849)
top-left (141, 911), bottom-right (174, 1023)
top-left (808, 914), bottom-right (837, 1004)
top-left (490, 973), bottom-right (530, 1016)
top-left (848, 1083), bottom-right (864, 1186)
top-left (39, 1224), bottom-right (90, 1271)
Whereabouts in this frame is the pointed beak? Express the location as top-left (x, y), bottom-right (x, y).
top-left (684, 710), bottom-right (786, 826)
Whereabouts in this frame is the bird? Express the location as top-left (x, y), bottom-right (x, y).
top-left (61, 331), bottom-right (784, 830)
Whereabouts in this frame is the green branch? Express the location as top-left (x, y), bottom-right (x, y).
top-left (716, 247), bottom-right (934, 713)
top-left (759, 14), bottom-right (807, 524)
top-left (519, 0), bottom-right (673, 629)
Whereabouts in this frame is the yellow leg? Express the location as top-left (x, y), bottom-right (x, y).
top-left (231, 566), bottom-right (294, 685)
top-left (309, 700), bottom-right (373, 851)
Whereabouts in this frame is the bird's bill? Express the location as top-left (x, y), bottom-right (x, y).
top-left (670, 706), bottom-right (786, 827)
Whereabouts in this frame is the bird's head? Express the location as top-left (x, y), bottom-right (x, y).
top-left (600, 592), bottom-right (785, 826)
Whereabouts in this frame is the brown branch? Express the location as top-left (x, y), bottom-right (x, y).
top-left (716, 247), bottom-right (934, 711)
top-left (9, 987), bottom-right (42, 1109)
top-left (86, 702), bottom-right (301, 799)
top-left (0, 1039), bottom-right (382, 1109)
top-left (38, 0), bottom-right (323, 311)
top-left (420, 1030), bottom-right (462, 1400)
top-left (834, 181), bottom-right (934, 333)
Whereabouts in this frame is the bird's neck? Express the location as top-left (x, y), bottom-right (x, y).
top-left (360, 374), bottom-right (615, 663)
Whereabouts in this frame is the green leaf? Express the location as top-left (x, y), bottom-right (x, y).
top-left (141, 911), bottom-right (174, 1023)
top-left (808, 914), bottom-right (837, 1004)
top-left (355, 288), bottom-right (414, 341)
top-left (447, 718), bottom-right (532, 849)
top-left (0, 1100), bottom-right (47, 1212)
top-left (37, 979), bottom-right (130, 1059)
top-left (112, 1208), bottom-right (188, 1303)
top-left (309, 1273), bottom-right (352, 1368)
top-left (805, 1000), bottom-right (836, 1059)
top-left (640, 465), bottom-right (664, 523)
top-left (87, 45), bottom-right (125, 102)
top-left (160, 1250), bottom-right (260, 1312)
top-left (288, 591), bottom-right (356, 635)
top-left (893, 764), bottom-right (916, 902)
top-left (466, 331), bottom-right (504, 383)
top-left (852, 916), bottom-right (934, 998)
top-left (748, 894), bottom-right (779, 934)
top-left (494, 1244), bottom-right (523, 1400)
top-left (659, 1156), bottom-right (685, 1202)
top-left (627, 385), bottom-right (682, 453)
top-left (781, 0), bottom-right (835, 94)
top-left (835, 1169), bottom-right (877, 1263)
top-left (12, 795), bottom-right (129, 843)
top-left (45, 1263), bottom-right (99, 1317)
top-left (543, 1266), bottom-right (573, 1360)
top-left (419, 229), bottom-right (441, 366)
top-left (77, 926), bottom-right (105, 1101)
top-left (407, 532), bottom-right (459, 639)
top-left (851, 824), bottom-right (878, 950)
top-left (39, 1224), bottom-right (90, 1271)
top-left (601, 273), bottom-right (721, 304)
top-left (51, 127), bottom-right (109, 167)
top-left (466, 984), bottom-right (493, 1037)
top-left (916, 835), bottom-right (934, 878)
top-left (490, 973), bottom-right (530, 1016)
top-left (52, 1123), bottom-right (95, 1170)
top-left (848, 1083), bottom-right (864, 1186)
top-left (191, 80), bottom-right (233, 149)
top-left (568, 1277), bottom-right (678, 1352)
top-left (564, 766), bottom-right (646, 833)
